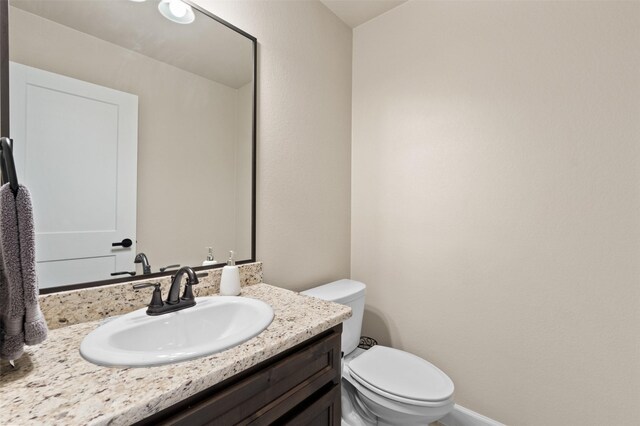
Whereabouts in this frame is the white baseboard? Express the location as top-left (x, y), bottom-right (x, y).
top-left (439, 404), bottom-right (505, 426)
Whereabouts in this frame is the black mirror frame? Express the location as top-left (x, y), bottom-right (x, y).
top-left (0, 0), bottom-right (257, 294)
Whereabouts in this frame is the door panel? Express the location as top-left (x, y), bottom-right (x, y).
top-left (10, 62), bottom-right (138, 286)
top-left (37, 256), bottom-right (116, 289)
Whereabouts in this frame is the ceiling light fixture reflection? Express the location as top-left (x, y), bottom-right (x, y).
top-left (158, 0), bottom-right (195, 24)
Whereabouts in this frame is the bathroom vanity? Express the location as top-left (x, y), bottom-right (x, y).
top-left (0, 266), bottom-right (351, 425)
top-left (138, 324), bottom-right (342, 425)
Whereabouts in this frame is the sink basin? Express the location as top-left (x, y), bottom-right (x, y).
top-left (80, 296), bottom-right (274, 367)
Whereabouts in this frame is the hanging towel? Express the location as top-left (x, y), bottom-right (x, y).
top-left (0, 183), bottom-right (48, 360)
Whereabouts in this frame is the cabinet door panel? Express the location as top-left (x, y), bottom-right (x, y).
top-left (279, 384), bottom-right (341, 426)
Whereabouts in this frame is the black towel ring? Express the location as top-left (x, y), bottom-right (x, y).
top-left (0, 137), bottom-right (19, 196)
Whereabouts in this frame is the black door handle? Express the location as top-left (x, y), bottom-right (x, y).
top-left (112, 238), bottom-right (133, 248)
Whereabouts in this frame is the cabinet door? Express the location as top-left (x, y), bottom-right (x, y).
top-left (279, 384), bottom-right (341, 426)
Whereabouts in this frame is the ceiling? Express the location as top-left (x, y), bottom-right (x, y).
top-left (10, 0), bottom-right (253, 88)
top-left (10, 0), bottom-right (405, 86)
top-left (320, 0), bottom-right (407, 28)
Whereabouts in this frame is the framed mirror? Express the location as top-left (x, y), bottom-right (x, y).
top-left (0, 0), bottom-right (256, 293)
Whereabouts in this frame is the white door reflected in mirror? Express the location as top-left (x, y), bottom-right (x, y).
top-left (10, 63), bottom-right (138, 288)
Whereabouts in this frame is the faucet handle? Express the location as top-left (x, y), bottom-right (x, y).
top-left (133, 283), bottom-right (164, 309)
top-left (160, 264), bottom-right (180, 273)
top-left (132, 282), bottom-right (157, 289)
top-left (111, 270), bottom-right (137, 277)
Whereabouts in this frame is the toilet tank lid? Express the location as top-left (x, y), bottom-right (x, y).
top-left (300, 279), bottom-right (366, 304)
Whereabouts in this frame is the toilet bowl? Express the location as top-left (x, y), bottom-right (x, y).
top-left (301, 279), bottom-right (454, 426)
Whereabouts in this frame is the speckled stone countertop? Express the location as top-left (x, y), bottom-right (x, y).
top-left (0, 283), bottom-right (351, 425)
top-left (39, 262), bottom-right (264, 329)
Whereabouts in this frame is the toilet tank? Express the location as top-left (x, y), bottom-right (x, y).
top-left (300, 279), bottom-right (366, 356)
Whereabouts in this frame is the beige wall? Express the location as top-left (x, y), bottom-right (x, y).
top-left (10, 7), bottom-right (250, 270)
top-left (199, 0), bottom-right (352, 289)
top-left (352, 1), bottom-right (640, 425)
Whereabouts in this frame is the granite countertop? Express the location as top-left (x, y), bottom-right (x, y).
top-left (0, 283), bottom-right (351, 426)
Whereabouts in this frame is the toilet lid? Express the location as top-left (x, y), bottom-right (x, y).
top-left (347, 346), bottom-right (454, 403)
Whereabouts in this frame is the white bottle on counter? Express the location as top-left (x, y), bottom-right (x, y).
top-left (202, 247), bottom-right (218, 266)
top-left (219, 250), bottom-right (240, 296)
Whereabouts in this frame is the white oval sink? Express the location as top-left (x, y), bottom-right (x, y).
top-left (80, 296), bottom-right (274, 367)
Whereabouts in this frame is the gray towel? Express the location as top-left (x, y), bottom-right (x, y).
top-left (0, 183), bottom-right (48, 360)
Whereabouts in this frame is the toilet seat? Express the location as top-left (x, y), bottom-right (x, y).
top-left (347, 346), bottom-right (454, 406)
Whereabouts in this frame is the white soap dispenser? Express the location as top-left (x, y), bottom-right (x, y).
top-left (219, 250), bottom-right (240, 296)
top-left (202, 247), bottom-right (218, 266)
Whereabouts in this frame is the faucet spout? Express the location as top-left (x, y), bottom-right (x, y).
top-left (167, 266), bottom-right (199, 304)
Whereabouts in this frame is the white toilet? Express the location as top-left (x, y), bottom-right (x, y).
top-left (301, 279), bottom-right (454, 426)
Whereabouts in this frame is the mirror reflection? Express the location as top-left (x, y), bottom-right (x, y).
top-left (7, 0), bottom-right (255, 289)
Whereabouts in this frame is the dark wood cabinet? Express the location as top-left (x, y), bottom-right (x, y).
top-left (135, 324), bottom-right (342, 426)
top-left (278, 383), bottom-right (341, 426)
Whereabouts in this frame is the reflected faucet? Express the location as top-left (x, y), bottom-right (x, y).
top-left (134, 253), bottom-right (152, 275)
